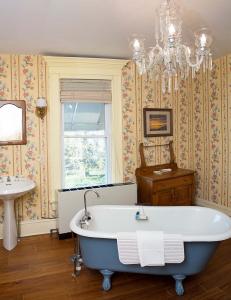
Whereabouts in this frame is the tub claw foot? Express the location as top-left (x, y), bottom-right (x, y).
top-left (100, 270), bottom-right (114, 291)
top-left (173, 275), bottom-right (186, 296)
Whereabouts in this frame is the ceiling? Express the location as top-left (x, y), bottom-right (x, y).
top-left (0, 0), bottom-right (230, 59)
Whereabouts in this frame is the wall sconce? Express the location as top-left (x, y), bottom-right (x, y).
top-left (36, 97), bottom-right (47, 120)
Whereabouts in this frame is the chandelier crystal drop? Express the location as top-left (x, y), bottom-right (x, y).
top-left (130, 0), bottom-right (213, 93)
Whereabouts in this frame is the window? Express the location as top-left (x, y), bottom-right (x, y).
top-left (62, 102), bottom-right (111, 188)
top-left (45, 57), bottom-right (125, 205)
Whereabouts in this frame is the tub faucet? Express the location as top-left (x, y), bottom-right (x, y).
top-left (81, 189), bottom-right (100, 225)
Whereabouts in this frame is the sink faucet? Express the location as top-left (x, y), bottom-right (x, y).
top-left (7, 176), bottom-right (11, 182)
top-left (80, 190), bottom-right (100, 225)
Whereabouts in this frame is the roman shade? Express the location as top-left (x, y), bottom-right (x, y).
top-left (60, 79), bottom-right (112, 103)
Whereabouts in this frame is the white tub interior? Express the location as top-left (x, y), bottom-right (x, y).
top-left (70, 205), bottom-right (231, 242)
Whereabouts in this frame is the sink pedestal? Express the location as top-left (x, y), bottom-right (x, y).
top-left (3, 198), bottom-right (17, 251)
top-left (0, 176), bottom-right (35, 250)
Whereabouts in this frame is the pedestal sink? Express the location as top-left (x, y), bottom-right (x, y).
top-left (0, 176), bottom-right (35, 250)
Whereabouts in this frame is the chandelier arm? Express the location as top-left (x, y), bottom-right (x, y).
top-left (183, 45), bottom-right (204, 68)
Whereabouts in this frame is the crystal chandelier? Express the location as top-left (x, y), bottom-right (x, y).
top-left (130, 0), bottom-right (213, 93)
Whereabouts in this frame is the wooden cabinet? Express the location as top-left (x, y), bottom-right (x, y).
top-left (136, 142), bottom-right (194, 206)
top-left (136, 168), bottom-right (194, 206)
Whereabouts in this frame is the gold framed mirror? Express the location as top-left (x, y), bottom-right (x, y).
top-left (0, 100), bottom-right (27, 145)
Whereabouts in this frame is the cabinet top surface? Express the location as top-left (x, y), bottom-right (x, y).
top-left (136, 168), bottom-right (194, 182)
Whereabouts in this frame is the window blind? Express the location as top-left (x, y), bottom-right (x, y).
top-left (60, 79), bottom-right (112, 103)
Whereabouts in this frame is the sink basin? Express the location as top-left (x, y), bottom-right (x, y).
top-left (0, 176), bottom-right (35, 199)
top-left (0, 176), bottom-right (35, 251)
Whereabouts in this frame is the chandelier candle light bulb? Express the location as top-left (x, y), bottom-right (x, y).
top-left (168, 24), bottom-right (176, 36)
top-left (200, 34), bottom-right (207, 48)
top-left (130, 0), bottom-right (213, 93)
top-left (133, 39), bottom-right (142, 52)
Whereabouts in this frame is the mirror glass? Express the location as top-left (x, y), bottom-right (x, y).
top-left (0, 100), bottom-right (27, 145)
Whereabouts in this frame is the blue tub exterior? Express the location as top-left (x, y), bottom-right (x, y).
top-left (79, 236), bottom-right (219, 296)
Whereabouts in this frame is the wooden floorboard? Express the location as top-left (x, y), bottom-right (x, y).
top-left (0, 235), bottom-right (231, 300)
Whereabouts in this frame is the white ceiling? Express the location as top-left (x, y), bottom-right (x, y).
top-left (0, 0), bottom-right (230, 59)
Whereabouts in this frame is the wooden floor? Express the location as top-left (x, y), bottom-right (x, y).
top-left (0, 235), bottom-right (231, 300)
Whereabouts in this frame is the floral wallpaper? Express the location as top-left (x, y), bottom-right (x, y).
top-left (0, 53), bottom-right (231, 224)
top-left (0, 55), bottom-right (51, 223)
top-left (122, 55), bottom-right (231, 211)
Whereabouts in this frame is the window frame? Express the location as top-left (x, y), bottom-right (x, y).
top-left (44, 56), bottom-right (127, 204)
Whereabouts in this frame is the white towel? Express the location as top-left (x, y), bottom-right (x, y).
top-left (117, 232), bottom-right (184, 266)
top-left (163, 234), bottom-right (185, 263)
top-left (117, 232), bottom-right (139, 264)
top-left (137, 231), bottom-right (165, 267)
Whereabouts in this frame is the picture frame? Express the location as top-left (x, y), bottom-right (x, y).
top-left (143, 108), bottom-right (173, 137)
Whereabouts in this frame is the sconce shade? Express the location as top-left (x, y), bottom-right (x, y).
top-left (36, 97), bottom-right (47, 108)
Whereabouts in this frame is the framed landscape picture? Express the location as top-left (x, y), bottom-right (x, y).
top-left (143, 108), bottom-right (173, 137)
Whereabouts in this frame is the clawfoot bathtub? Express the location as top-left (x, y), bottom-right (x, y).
top-left (70, 205), bottom-right (231, 296)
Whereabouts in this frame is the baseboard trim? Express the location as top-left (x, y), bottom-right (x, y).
top-left (195, 199), bottom-right (231, 216)
top-left (0, 218), bottom-right (57, 239)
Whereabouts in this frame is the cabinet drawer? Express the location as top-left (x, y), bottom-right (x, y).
top-left (154, 175), bottom-right (193, 192)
